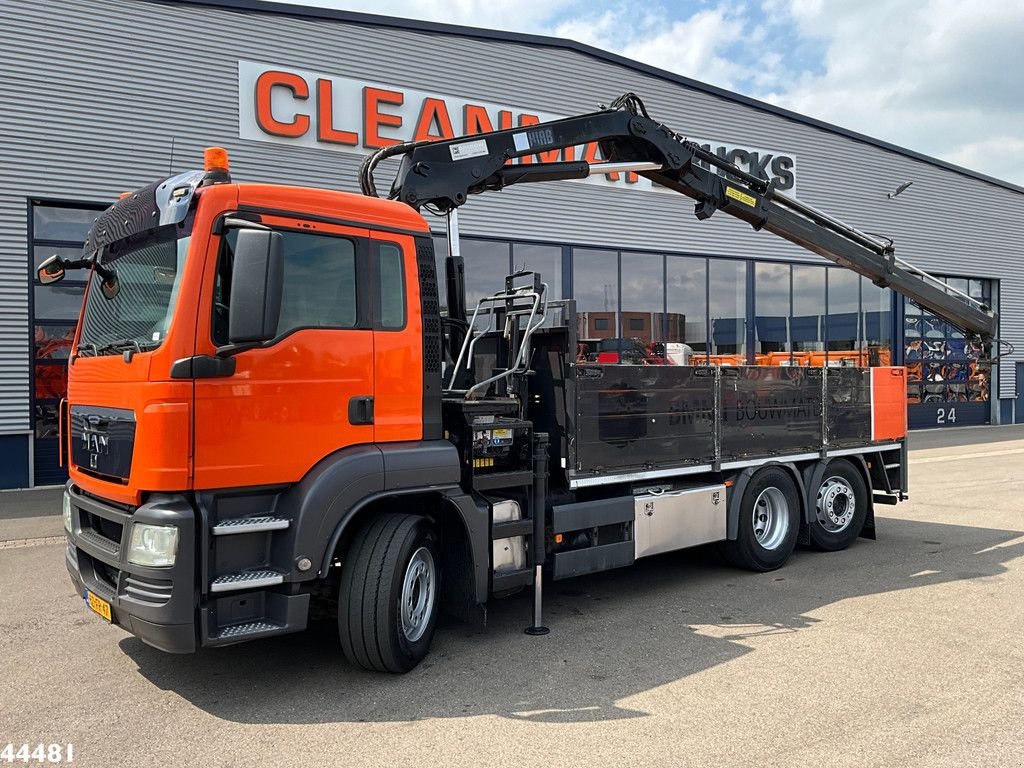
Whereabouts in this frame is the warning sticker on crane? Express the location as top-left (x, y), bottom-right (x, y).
top-left (725, 186), bottom-right (757, 207)
top-left (450, 138), bottom-right (489, 161)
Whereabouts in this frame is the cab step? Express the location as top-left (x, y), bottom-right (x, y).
top-left (210, 569), bottom-right (285, 593)
top-left (212, 516), bottom-right (290, 535)
top-left (212, 620), bottom-right (285, 641)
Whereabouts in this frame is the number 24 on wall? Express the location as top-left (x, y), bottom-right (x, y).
top-left (936, 407), bottom-right (957, 425)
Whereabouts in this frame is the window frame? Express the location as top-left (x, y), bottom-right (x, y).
top-left (210, 224), bottom-right (393, 350)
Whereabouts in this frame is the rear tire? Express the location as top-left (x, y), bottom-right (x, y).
top-left (338, 513), bottom-right (440, 673)
top-left (807, 459), bottom-right (868, 551)
top-left (720, 467), bottom-right (800, 572)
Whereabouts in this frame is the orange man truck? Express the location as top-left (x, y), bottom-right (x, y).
top-left (39, 94), bottom-right (997, 672)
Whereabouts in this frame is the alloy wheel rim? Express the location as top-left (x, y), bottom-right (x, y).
top-left (400, 546), bottom-right (436, 643)
top-left (753, 487), bottom-right (790, 550)
top-left (816, 476), bottom-right (856, 533)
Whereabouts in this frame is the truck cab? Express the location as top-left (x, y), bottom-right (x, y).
top-left (54, 154), bottom-right (475, 669)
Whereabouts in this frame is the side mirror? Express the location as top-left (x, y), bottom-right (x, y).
top-left (227, 229), bottom-right (284, 345)
top-left (37, 255), bottom-right (66, 285)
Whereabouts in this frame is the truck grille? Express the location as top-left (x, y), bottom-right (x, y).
top-left (80, 509), bottom-right (124, 551)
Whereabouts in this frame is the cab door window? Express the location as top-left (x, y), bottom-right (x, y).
top-left (213, 228), bottom-right (360, 345)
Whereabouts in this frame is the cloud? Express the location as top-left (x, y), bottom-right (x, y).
top-left (754, 0), bottom-right (1024, 185)
top-left (554, 7), bottom-right (757, 92)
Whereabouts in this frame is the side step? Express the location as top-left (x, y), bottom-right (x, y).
top-left (210, 569), bottom-right (285, 593)
top-left (201, 592), bottom-right (310, 647)
top-left (212, 516), bottom-right (290, 535)
top-left (212, 620), bottom-right (284, 641)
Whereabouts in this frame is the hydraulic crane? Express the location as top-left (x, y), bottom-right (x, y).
top-left (360, 93), bottom-right (997, 344)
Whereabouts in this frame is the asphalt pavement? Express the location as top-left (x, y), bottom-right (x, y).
top-left (1, 428), bottom-right (1022, 767)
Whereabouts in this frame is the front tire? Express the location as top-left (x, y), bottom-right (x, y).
top-left (720, 466), bottom-right (800, 572)
top-left (338, 513), bottom-right (440, 673)
top-left (807, 459), bottom-right (868, 551)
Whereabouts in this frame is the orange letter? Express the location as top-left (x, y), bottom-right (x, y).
top-left (413, 97), bottom-right (455, 142)
top-left (363, 87), bottom-right (404, 148)
top-left (464, 104), bottom-right (494, 135)
top-left (316, 78), bottom-right (357, 145)
top-left (255, 70), bottom-right (310, 138)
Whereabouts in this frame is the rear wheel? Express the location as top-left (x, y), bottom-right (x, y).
top-left (807, 459), bottom-right (868, 551)
top-left (338, 513), bottom-right (440, 673)
top-left (720, 467), bottom-right (800, 572)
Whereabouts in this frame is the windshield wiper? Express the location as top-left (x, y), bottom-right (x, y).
top-left (92, 338), bottom-right (160, 359)
top-left (75, 342), bottom-right (99, 357)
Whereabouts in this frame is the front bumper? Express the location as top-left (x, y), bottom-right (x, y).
top-left (64, 483), bottom-right (197, 653)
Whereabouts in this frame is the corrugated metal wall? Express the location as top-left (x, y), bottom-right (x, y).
top-left (0, 0), bottom-right (1022, 439)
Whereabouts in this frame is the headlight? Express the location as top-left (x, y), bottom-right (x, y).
top-left (63, 492), bottom-right (73, 534)
top-left (128, 524), bottom-right (179, 567)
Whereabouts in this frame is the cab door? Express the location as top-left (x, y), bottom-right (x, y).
top-left (369, 233), bottom-right (425, 443)
top-left (192, 215), bottom-right (374, 489)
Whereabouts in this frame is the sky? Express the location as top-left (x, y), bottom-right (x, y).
top-left (272, 0), bottom-right (1024, 187)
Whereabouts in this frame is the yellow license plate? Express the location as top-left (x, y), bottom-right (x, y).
top-left (86, 591), bottom-right (112, 622)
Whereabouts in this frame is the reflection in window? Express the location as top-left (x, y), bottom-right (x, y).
top-left (827, 269), bottom-right (859, 353)
top-left (620, 252), bottom-right (664, 343)
top-left (462, 239), bottom-right (511, 309)
top-left (276, 232), bottom-right (357, 332)
top-left (754, 262), bottom-right (789, 356)
top-left (34, 324), bottom-right (76, 360)
top-left (33, 284), bottom-right (86, 322)
top-left (862, 278), bottom-right (892, 366)
top-left (378, 243), bottom-right (405, 329)
top-left (905, 275), bottom-right (991, 407)
top-left (34, 403), bottom-right (60, 440)
top-left (34, 364), bottom-right (67, 400)
top-left (32, 205), bottom-right (99, 242)
top-left (666, 256), bottom-right (707, 354)
top-left (431, 235), bottom-right (449, 316)
top-left (792, 265), bottom-right (825, 353)
top-left (513, 243), bottom-right (562, 299)
top-left (573, 249), bottom-right (618, 342)
top-left (709, 259), bottom-right (745, 359)
top-left (30, 201), bottom-right (107, 487)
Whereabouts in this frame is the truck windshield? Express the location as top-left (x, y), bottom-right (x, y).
top-left (78, 227), bottom-right (191, 355)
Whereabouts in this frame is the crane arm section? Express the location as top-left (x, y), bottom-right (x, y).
top-left (360, 94), bottom-right (997, 342)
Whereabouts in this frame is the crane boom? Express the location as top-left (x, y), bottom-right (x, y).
top-left (360, 94), bottom-right (997, 342)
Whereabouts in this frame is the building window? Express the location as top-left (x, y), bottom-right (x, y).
top-left (826, 268), bottom-right (860, 356)
top-left (461, 238), bottom-right (511, 310)
top-left (573, 248), bottom-right (618, 343)
top-left (620, 252), bottom-right (664, 342)
top-left (708, 258), bottom-right (746, 360)
top-left (754, 262), bottom-right (790, 358)
top-left (792, 265), bottom-right (825, 354)
top-left (861, 278), bottom-right (893, 366)
top-left (904, 275), bottom-right (992, 423)
top-left (30, 200), bottom-right (106, 486)
top-left (666, 255), bottom-right (708, 355)
top-left (513, 242), bottom-right (562, 299)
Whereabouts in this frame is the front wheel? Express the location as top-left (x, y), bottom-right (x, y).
top-left (720, 466), bottom-right (801, 572)
top-left (338, 513), bottom-right (440, 673)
